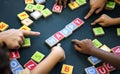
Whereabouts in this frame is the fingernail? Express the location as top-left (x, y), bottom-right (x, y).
top-left (72, 39), bottom-right (76, 42)
top-left (57, 43), bottom-right (61, 46)
top-left (91, 23), bottom-right (94, 25)
top-left (14, 46), bottom-right (20, 49)
top-left (84, 17), bottom-right (87, 19)
top-left (72, 39), bottom-right (74, 41)
top-left (35, 32), bottom-right (40, 35)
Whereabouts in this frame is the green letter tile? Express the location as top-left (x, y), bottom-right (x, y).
top-left (76, 0), bottom-right (86, 6)
top-left (93, 27), bottom-right (105, 36)
top-left (25, 4), bottom-right (35, 12)
top-left (92, 39), bottom-right (102, 48)
top-left (117, 28), bottom-right (120, 36)
top-left (105, 1), bottom-right (116, 10)
top-left (41, 8), bottom-right (52, 18)
top-left (34, 4), bottom-right (45, 11)
top-left (22, 38), bottom-right (31, 47)
top-left (31, 51), bottom-right (45, 63)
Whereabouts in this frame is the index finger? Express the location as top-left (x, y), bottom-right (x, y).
top-left (56, 0), bottom-right (62, 5)
top-left (72, 39), bottom-right (82, 46)
top-left (70, 0), bottom-right (74, 2)
top-left (91, 17), bottom-right (102, 25)
top-left (56, 0), bottom-right (59, 4)
top-left (63, 0), bottom-right (67, 8)
top-left (21, 30), bottom-right (40, 36)
top-left (84, 7), bottom-right (96, 19)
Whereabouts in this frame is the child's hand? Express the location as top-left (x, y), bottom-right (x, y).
top-left (91, 14), bottom-right (115, 27)
top-left (84, 0), bottom-right (106, 19)
top-left (51, 43), bottom-right (65, 61)
top-left (56, 0), bottom-right (67, 8)
top-left (56, 0), bottom-right (74, 8)
top-left (51, 43), bottom-right (63, 51)
top-left (0, 29), bottom-right (40, 49)
top-left (72, 39), bottom-right (96, 55)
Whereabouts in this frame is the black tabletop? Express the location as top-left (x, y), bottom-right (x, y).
top-left (0, 0), bottom-right (120, 74)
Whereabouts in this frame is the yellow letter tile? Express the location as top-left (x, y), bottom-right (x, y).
top-left (19, 25), bottom-right (31, 31)
top-left (61, 64), bottom-right (73, 74)
top-left (68, 1), bottom-right (79, 10)
top-left (25, 0), bottom-right (34, 4)
top-left (0, 22), bottom-right (9, 31)
top-left (17, 12), bottom-right (29, 20)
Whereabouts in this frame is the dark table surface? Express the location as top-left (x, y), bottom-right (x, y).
top-left (0, 0), bottom-right (120, 74)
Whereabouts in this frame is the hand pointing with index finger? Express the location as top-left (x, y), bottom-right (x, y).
top-left (84, 0), bottom-right (106, 19)
top-left (0, 29), bottom-right (40, 49)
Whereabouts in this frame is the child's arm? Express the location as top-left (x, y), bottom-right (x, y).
top-left (31, 44), bottom-right (65, 74)
top-left (85, 0), bottom-right (107, 19)
top-left (72, 39), bottom-right (120, 69)
top-left (112, 17), bottom-right (120, 25)
top-left (91, 14), bottom-right (120, 27)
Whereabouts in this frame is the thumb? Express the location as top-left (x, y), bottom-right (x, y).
top-left (57, 43), bottom-right (61, 46)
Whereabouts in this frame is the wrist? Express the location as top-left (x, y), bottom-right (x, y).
top-left (104, 0), bottom-right (107, 3)
top-left (51, 48), bottom-right (63, 60)
top-left (89, 47), bottom-right (99, 55)
top-left (0, 39), bottom-right (3, 48)
top-left (112, 18), bottom-right (120, 25)
top-left (0, 33), bottom-right (4, 48)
